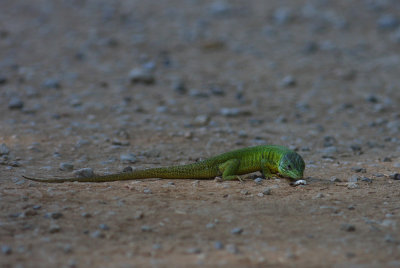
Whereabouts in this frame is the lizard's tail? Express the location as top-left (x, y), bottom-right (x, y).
top-left (22, 163), bottom-right (217, 183)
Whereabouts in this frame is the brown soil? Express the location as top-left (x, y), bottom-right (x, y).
top-left (1, 0), bottom-right (400, 267)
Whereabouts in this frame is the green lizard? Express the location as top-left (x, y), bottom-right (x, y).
top-left (23, 145), bottom-right (305, 183)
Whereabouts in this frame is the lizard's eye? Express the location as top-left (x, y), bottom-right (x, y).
top-left (287, 165), bottom-right (292, 170)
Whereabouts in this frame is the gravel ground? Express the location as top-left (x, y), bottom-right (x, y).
top-left (1, 0), bottom-right (400, 267)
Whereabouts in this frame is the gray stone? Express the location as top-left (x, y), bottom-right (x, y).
top-left (280, 75), bottom-right (296, 87)
top-left (214, 241), bottom-right (224, 250)
top-left (254, 177), bottom-right (264, 184)
top-left (8, 97), bottom-right (24, 109)
top-left (120, 153), bottom-right (137, 164)
top-left (1, 245), bottom-right (12, 255)
top-left (99, 224), bottom-right (110, 230)
top-left (141, 225), bottom-right (152, 232)
top-left (347, 182), bottom-right (359, 189)
top-left (0, 144), bottom-right (10, 155)
top-left (90, 230), bottom-right (104, 238)
top-left (377, 14), bottom-right (399, 30)
top-left (45, 212), bottom-right (63, 219)
top-left (263, 187), bottom-right (272, 195)
top-left (348, 175), bottom-right (359, 182)
top-left (129, 68), bottom-right (155, 84)
top-left (60, 162), bottom-right (74, 171)
top-left (361, 177), bottom-right (373, 183)
top-left (330, 177), bottom-right (341, 182)
top-left (43, 78), bottom-right (61, 89)
top-left (49, 224), bottom-right (61, 233)
top-left (226, 244), bottom-right (239, 254)
top-left (73, 168), bottom-right (94, 178)
top-left (390, 173), bottom-right (400, 180)
top-left (231, 227), bottom-right (243, 235)
top-left (341, 223), bottom-right (356, 232)
top-left (351, 167), bottom-right (366, 173)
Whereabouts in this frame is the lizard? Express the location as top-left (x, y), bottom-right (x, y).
top-left (22, 145), bottom-right (305, 183)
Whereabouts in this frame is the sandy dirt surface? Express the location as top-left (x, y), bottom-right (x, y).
top-left (1, 0), bottom-right (400, 267)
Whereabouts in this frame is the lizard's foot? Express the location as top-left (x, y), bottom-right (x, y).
top-left (222, 175), bottom-right (243, 182)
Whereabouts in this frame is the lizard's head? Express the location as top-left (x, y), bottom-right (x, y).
top-left (278, 151), bottom-right (305, 179)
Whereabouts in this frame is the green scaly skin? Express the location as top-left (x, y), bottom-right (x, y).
top-left (23, 145), bottom-right (305, 183)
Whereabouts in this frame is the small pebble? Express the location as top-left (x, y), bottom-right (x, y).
top-left (81, 212), bottom-right (91, 218)
top-left (214, 241), bottom-right (224, 250)
top-left (45, 212), bottom-right (63, 219)
top-left (377, 14), bottom-right (399, 30)
top-left (90, 230), bottom-right (104, 238)
top-left (240, 190), bottom-right (249, 195)
top-left (330, 177), bottom-right (341, 182)
top-left (348, 175), bottom-right (359, 182)
top-left (280, 75), bottom-right (296, 87)
top-left (263, 187), bottom-right (272, 195)
top-left (120, 153), bottom-right (137, 164)
top-left (351, 167), bottom-right (366, 173)
top-left (361, 177), bottom-right (373, 183)
top-left (348, 205), bottom-right (355, 210)
top-left (0, 144), bottom-right (10, 155)
top-left (226, 244), bottom-right (239, 254)
top-left (382, 157), bottom-right (392, 162)
top-left (315, 193), bottom-right (324, 198)
top-left (59, 162), bottom-right (74, 171)
top-left (73, 168), bottom-right (94, 178)
top-left (134, 211), bottom-right (144, 220)
top-left (49, 224), bottom-right (61, 233)
top-left (1, 245), bottom-right (12, 255)
top-left (292, 180), bottom-right (307, 186)
top-left (206, 223), bottom-right (215, 229)
top-left (123, 166), bottom-right (133, 172)
top-left (390, 173), bottom-right (400, 180)
top-left (141, 225), bottom-right (152, 232)
top-left (231, 227), bottom-right (243, 235)
top-left (129, 68), bottom-right (155, 84)
top-left (42, 78), bottom-right (61, 89)
top-left (143, 188), bottom-right (152, 194)
top-left (254, 177), bottom-right (264, 184)
top-left (347, 182), bottom-right (359, 189)
top-left (186, 248), bottom-right (202, 254)
top-left (99, 224), bottom-right (110, 230)
top-left (341, 223), bottom-right (356, 232)
top-left (8, 97), bottom-right (24, 109)
top-left (220, 108), bottom-right (251, 117)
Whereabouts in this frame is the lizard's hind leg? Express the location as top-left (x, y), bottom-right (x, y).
top-left (219, 159), bottom-right (241, 181)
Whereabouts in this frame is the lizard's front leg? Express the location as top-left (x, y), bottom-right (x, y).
top-left (219, 159), bottom-right (241, 181)
top-left (261, 159), bottom-right (273, 179)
